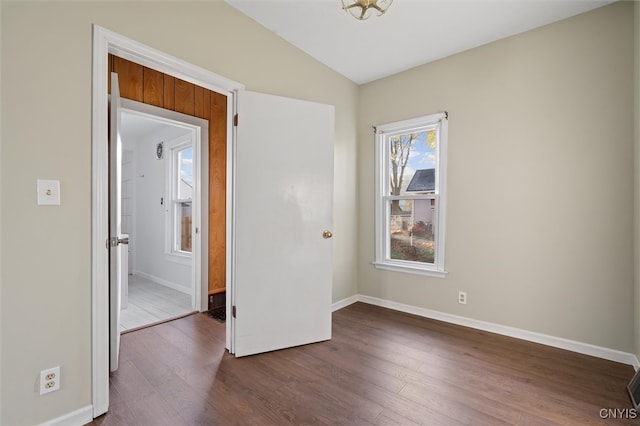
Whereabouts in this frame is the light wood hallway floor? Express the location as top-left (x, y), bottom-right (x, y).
top-left (95, 302), bottom-right (636, 425)
top-left (120, 275), bottom-right (194, 332)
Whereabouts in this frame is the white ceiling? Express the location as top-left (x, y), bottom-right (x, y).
top-left (121, 112), bottom-right (190, 149)
top-left (121, 113), bottom-right (167, 142)
top-left (225, 0), bottom-right (613, 85)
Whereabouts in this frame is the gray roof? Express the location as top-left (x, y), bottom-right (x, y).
top-left (406, 169), bottom-right (435, 192)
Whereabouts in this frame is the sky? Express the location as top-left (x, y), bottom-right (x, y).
top-left (392, 129), bottom-right (437, 194)
top-left (180, 148), bottom-right (193, 187)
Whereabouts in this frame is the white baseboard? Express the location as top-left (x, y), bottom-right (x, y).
top-left (40, 405), bottom-right (93, 426)
top-left (333, 294), bottom-right (640, 369)
top-left (134, 271), bottom-right (191, 295)
top-left (332, 294), bottom-right (359, 312)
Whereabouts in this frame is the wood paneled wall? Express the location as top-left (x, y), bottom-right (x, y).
top-left (109, 55), bottom-right (227, 296)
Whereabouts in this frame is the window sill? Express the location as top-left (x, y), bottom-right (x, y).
top-left (165, 252), bottom-right (192, 266)
top-left (372, 261), bottom-right (447, 278)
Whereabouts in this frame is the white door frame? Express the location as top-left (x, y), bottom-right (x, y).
top-left (91, 25), bottom-right (243, 418)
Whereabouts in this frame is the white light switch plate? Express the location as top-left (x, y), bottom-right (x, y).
top-left (37, 180), bottom-right (61, 205)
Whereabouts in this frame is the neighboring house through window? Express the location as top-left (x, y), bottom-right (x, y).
top-left (374, 112), bottom-right (448, 277)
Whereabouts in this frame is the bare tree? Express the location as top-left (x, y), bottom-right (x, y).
top-left (389, 133), bottom-right (418, 215)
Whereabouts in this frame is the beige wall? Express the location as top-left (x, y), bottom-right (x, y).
top-left (0, 0), bottom-right (4, 422)
top-left (358, 2), bottom-right (634, 352)
top-left (635, 0), bottom-right (640, 360)
top-left (0, 1), bottom-right (358, 424)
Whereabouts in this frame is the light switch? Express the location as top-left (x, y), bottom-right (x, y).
top-left (37, 179), bottom-right (61, 205)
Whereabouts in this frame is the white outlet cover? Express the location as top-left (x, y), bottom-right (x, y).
top-left (37, 179), bottom-right (61, 205)
top-left (39, 366), bottom-right (60, 395)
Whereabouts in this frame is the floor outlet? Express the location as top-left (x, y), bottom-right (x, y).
top-left (39, 366), bottom-right (60, 395)
top-left (458, 291), bottom-right (467, 305)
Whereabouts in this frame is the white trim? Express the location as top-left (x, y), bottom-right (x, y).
top-left (376, 112), bottom-right (446, 134)
top-left (92, 25), bottom-right (243, 419)
top-left (331, 295), bottom-right (359, 312)
top-left (372, 261), bottom-right (448, 278)
top-left (436, 118), bottom-right (448, 272)
top-left (227, 92), bottom-right (238, 354)
top-left (39, 405), bottom-right (93, 426)
top-left (164, 252), bottom-right (192, 266)
top-left (100, 27), bottom-right (243, 94)
top-left (332, 294), bottom-right (640, 369)
top-left (164, 134), bottom-right (196, 258)
top-left (121, 98), bottom-right (209, 127)
top-left (91, 25), bottom-right (110, 419)
top-left (134, 271), bottom-right (191, 295)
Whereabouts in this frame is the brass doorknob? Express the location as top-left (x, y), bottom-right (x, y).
top-left (323, 230), bottom-right (333, 239)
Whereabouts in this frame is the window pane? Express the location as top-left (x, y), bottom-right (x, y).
top-left (178, 147), bottom-right (193, 200)
top-left (178, 201), bottom-right (192, 253)
top-left (388, 129), bottom-right (437, 196)
top-left (389, 199), bottom-right (435, 264)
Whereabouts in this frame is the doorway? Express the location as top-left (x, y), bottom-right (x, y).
top-left (93, 26), bottom-right (335, 419)
top-left (92, 29), bottom-right (239, 414)
top-left (119, 105), bottom-right (206, 331)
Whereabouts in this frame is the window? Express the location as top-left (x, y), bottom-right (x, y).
top-left (167, 139), bottom-right (193, 256)
top-left (374, 113), bottom-right (448, 277)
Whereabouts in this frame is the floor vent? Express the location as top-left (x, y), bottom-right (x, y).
top-left (205, 307), bottom-right (226, 323)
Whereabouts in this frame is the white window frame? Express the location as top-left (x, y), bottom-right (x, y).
top-left (373, 112), bottom-right (448, 278)
top-left (165, 135), bottom-right (195, 263)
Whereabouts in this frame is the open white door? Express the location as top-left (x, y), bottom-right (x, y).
top-left (109, 72), bottom-right (125, 372)
top-left (232, 91), bottom-right (334, 357)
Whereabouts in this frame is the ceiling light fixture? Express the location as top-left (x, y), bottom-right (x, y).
top-left (341, 0), bottom-right (393, 21)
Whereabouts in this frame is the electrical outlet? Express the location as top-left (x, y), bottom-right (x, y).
top-left (39, 366), bottom-right (60, 395)
top-left (458, 291), bottom-right (467, 305)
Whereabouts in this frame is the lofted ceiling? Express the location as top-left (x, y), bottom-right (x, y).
top-left (225, 0), bottom-right (614, 85)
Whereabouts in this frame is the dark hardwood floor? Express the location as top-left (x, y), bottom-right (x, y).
top-left (93, 302), bottom-right (636, 425)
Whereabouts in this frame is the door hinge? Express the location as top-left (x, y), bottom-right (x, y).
top-left (232, 305), bottom-right (236, 318)
top-left (233, 113), bottom-right (238, 127)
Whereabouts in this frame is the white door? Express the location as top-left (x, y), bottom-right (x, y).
top-left (232, 91), bottom-right (334, 357)
top-left (109, 72), bottom-right (125, 372)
